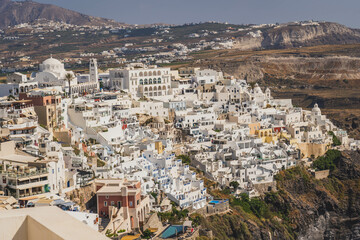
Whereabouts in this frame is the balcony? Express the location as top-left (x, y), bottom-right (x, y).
top-left (3, 168), bottom-right (49, 189)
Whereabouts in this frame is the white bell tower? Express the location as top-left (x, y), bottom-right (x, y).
top-left (89, 58), bottom-right (99, 88)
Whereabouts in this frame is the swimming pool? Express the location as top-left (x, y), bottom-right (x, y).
top-left (160, 225), bottom-right (185, 239)
top-left (209, 200), bottom-right (220, 204)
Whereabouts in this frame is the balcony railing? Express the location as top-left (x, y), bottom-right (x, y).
top-left (2, 168), bottom-right (48, 179)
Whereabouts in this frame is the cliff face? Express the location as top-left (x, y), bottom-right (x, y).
top-left (0, 0), bottom-right (124, 28)
top-left (199, 151), bottom-right (360, 240)
top-left (233, 22), bottom-right (360, 50)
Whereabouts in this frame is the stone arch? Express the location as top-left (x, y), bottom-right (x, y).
top-left (149, 86), bottom-right (153, 91)
top-left (158, 78), bottom-right (161, 84)
top-left (20, 86), bottom-right (24, 93)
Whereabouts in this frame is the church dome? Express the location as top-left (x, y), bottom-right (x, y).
top-left (312, 103), bottom-right (321, 115)
top-left (153, 116), bottom-right (165, 123)
top-left (42, 57), bottom-right (62, 66)
top-left (253, 83), bottom-right (262, 94)
top-left (39, 57), bottom-right (65, 74)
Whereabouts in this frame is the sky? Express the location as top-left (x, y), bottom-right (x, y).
top-left (35, 0), bottom-right (360, 28)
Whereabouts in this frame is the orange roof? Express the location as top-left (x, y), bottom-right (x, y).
top-left (121, 234), bottom-right (141, 240)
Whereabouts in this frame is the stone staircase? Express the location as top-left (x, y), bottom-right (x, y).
top-left (99, 218), bottom-right (110, 232)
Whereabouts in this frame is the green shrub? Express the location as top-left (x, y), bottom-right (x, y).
top-left (312, 149), bottom-right (341, 171)
top-left (177, 155), bottom-right (191, 165)
top-left (329, 131), bottom-right (341, 146)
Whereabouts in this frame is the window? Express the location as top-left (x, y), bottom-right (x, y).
top-left (117, 201), bottom-right (122, 208)
top-left (111, 201), bottom-right (115, 206)
top-left (129, 201), bottom-right (133, 207)
top-left (104, 201), bottom-right (107, 207)
top-left (137, 200), bottom-right (140, 205)
top-left (105, 195), bottom-right (109, 199)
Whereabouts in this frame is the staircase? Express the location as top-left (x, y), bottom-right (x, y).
top-left (99, 218), bottom-right (110, 232)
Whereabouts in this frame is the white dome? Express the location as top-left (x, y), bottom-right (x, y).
top-left (312, 103), bottom-right (321, 114)
top-left (42, 57), bottom-right (62, 66)
top-left (254, 83), bottom-right (262, 93)
top-left (39, 57), bottom-right (66, 77)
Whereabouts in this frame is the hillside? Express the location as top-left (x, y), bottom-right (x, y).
top-left (233, 22), bottom-right (360, 50)
top-left (0, 0), bottom-right (125, 28)
top-left (197, 150), bottom-right (360, 240)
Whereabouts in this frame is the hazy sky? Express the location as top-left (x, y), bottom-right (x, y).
top-left (35, 0), bottom-right (359, 28)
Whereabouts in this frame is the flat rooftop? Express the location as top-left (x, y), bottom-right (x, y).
top-left (0, 206), bottom-right (108, 240)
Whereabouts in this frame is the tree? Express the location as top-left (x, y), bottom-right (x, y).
top-left (249, 82), bottom-right (256, 90)
top-left (141, 229), bottom-right (154, 239)
top-left (230, 181), bottom-right (239, 190)
top-left (65, 73), bottom-right (73, 96)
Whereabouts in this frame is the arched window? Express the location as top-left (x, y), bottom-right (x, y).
top-left (149, 86), bottom-right (153, 91)
top-left (149, 71), bottom-right (152, 76)
top-left (144, 72), bottom-right (147, 76)
top-left (139, 79), bottom-right (143, 85)
top-left (144, 87), bottom-right (148, 92)
top-left (149, 78), bottom-right (153, 84)
top-left (157, 71), bottom-right (161, 75)
top-left (154, 86), bottom-right (157, 91)
top-left (153, 71), bottom-right (157, 76)
top-left (158, 78), bottom-right (161, 84)
top-left (139, 72), bottom-right (143, 77)
top-left (162, 86), bottom-right (166, 90)
top-left (144, 79), bottom-right (148, 85)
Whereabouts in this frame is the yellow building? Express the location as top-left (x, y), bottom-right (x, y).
top-left (256, 128), bottom-right (278, 144)
top-left (155, 141), bottom-right (165, 154)
top-left (248, 122), bottom-right (261, 135)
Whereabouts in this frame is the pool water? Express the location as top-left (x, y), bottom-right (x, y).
top-left (209, 200), bottom-right (220, 204)
top-left (161, 225), bottom-right (185, 239)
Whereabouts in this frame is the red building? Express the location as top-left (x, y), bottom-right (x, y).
top-left (95, 179), bottom-right (150, 230)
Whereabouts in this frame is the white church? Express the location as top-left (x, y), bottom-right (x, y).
top-left (32, 57), bottom-right (100, 94)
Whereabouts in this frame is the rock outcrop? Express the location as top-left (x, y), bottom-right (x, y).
top-left (199, 151), bottom-right (360, 240)
top-left (233, 22), bottom-right (360, 50)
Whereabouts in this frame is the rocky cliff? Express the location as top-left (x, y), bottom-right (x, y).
top-left (233, 22), bottom-right (360, 50)
top-left (198, 150), bottom-right (360, 240)
top-left (0, 0), bottom-right (124, 28)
